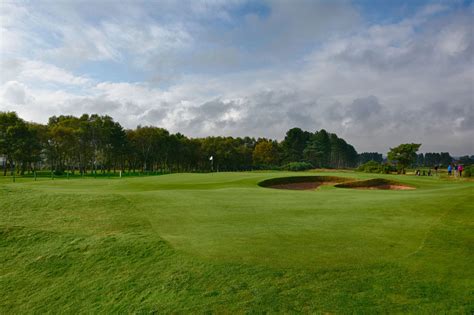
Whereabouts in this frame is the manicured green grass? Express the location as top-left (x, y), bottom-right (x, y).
top-left (1, 171), bottom-right (473, 313)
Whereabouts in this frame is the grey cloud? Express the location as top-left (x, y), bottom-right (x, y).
top-left (2, 81), bottom-right (28, 105)
top-left (183, 99), bottom-right (239, 131)
top-left (458, 105), bottom-right (474, 131)
top-left (345, 96), bottom-right (382, 122)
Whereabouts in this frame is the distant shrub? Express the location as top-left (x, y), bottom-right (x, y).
top-left (252, 164), bottom-right (281, 171)
top-left (284, 162), bottom-right (313, 171)
top-left (381, 164), bottom-right (396, 174)
top-left (357, 161), bottom-right (394, 174)
top-left (53, 170), bottom-right (64, 176)
top-left (357, 160), bottom-right (382, 173)
top-left (463, 166), bottom-right (473, 177)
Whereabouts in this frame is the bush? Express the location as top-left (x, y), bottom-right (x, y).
top-left (381, 164), bottom-right (396, 174)
top-left (283, 162), bottom-right (313, 171)
top-left (463, 166), bottom-right (473, 177)
top-left (357, 161), bottom-right (394, 174)
top-left (53, 169), bottom-right (64, 176)
top-left (357, 160), bottom-right (382, 173)
top-left (252, 164), bottom-right (281, 171)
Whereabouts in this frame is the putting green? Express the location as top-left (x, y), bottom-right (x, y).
top-left (1, 171), bottom-right (473, 312)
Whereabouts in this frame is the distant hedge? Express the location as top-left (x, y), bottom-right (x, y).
top-left (283, 162), bottom-right (313, 171)
top-left (357, 161), bottom-right (394, 174)
top-left (463, 165), bottom-right (473, 177)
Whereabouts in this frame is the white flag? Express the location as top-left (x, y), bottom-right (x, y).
top-left (209, 156), bottom-right (213, 161)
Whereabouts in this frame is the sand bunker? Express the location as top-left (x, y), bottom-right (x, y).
top-left (334, 178), bottom-right (415, 190)
top-left (259, 176), bottom-right (415, 191)
top-left (258, 176), bottom-right (352, 190)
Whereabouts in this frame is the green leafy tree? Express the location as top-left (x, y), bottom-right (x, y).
top-left (253, 139), bottom-right (279, 166)
top-left (387, 143), bottom-right (421, 173)
top-left (0, 112), bottom-right (22, 175)
top-left (281, 128), bottom-right (311, 163)
top-left (0, 112), bottom-right (42, 175)
top-left (358, 152), bottom-right (383, 165)
top-left (304, 129), bottom-right (331, 168)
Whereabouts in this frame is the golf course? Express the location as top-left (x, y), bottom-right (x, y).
top-left (1, 171), bottom-right (473, 313)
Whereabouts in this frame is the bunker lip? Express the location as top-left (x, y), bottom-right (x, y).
top-left (334, 178), bottom-right (415, 190)
top-left (258, 176), bottom-right (353, 190)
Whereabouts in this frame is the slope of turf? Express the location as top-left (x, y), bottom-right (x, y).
top-left (1, 171), bottom-right (473, 312)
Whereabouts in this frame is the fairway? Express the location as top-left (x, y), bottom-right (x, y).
top-left (1, 171), bottom-right (473, 313)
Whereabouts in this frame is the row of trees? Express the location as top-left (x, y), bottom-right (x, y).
top-left (358, 152), bottom-right (383, 165)
top-left (1, 112), bottom-right (361, 175)
top-left (413, 152), bottom-right (473, 167)
top-left (415, 152), bottom-right (453, 167)
top-left (361, 143), bottom-right (473, 174)
top-left (3, 112), bottom-right (470, 176)
top-left (359, 151), bottom-right (474, 170)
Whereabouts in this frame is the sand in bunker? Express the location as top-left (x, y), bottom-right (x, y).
top-left (354, 184), bottom-right (415, 190)
top-left (269, 182), bottom-right (337, 190)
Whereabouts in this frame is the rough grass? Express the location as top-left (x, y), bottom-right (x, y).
top-left (0, 171), bottom-right (473, 313)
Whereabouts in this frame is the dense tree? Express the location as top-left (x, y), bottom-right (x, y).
top-left (387, 143), bottom-right (422, 173)
top-left (0, 112), bottom-right (42, 175)
top-left (304, 129), bottom-right (331, 168)
top-left (439, 152), bottom-right (453, 166)
top-left (416, 153), bottom-right (425, 167)
top-left (424, 153), bottom-right (441, 167)
top-left (358, 152), bottom-right (383, 165)
top-left (0, 112), bottom-right (21, 175)
top-left (458, 155), bottom-right (474, 166)
top-left (328, 133), bottom-right (358, 168)
top-left (253, 139), bottom-right (279, 167)
top-left (281, 128), bottom-right (311, 163)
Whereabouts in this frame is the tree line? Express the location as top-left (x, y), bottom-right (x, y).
top-left (360, 150), bottom-right (474, 169)
top-left (3, 111), bottom-right (468, 176)
top-left (0, 112), bottom-right (364, 175)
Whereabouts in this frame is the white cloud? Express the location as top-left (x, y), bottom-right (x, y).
top-left (1, 81), bottom-right (30, 106)
top-left (0, 1), bottom-right (473, 155)
top-left (21, 60), bottom-right (92, 86)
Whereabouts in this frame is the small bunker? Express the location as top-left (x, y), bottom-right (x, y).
top-left (334, 178), bottom-right (415, 190)
top-left (258, 176), bottom-right (353, 190)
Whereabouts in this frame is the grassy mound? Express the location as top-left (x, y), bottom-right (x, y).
top-left (335, 178), bottom-right (415, 190)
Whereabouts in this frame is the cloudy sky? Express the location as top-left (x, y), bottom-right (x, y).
top-left (1, 0), bottom-right (473, 155)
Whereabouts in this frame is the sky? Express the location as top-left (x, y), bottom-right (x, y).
top-left (0, 0), bottom-right (473, 155)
